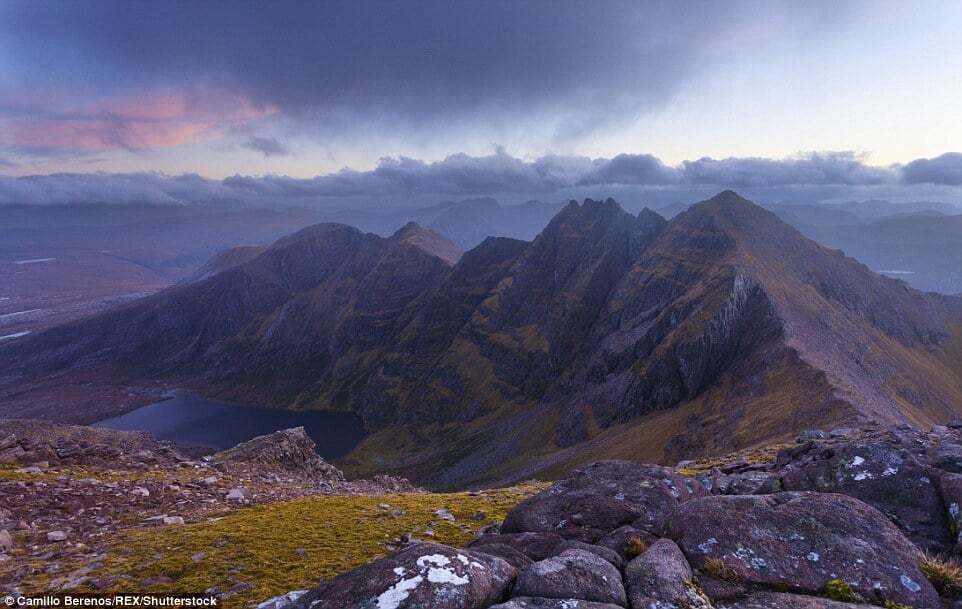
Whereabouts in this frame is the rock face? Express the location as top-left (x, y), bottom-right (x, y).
top-left (292, 542), bottom-right (515, 609)
top-left (669, 492), bottom-right (939, 608)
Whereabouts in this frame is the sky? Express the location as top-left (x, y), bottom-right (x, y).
top-left (1, 1), bottom-right (961, 207)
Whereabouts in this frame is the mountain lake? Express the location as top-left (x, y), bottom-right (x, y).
top-left (93, 390), bottom-right (366, 458)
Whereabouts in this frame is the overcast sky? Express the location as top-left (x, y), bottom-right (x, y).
top-left (1, 1), bottom-right (960, 205)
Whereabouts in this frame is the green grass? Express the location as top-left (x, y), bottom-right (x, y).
top-left (12, 485), bottom-right (545, 607)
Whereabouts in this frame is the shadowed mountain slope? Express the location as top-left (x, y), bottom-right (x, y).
top-left (3, 192), bottom-right (962, 487)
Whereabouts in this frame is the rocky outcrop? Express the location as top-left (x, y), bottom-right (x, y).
top-left (777, 430), bottom-right (950, 552)
top-left (271, 425), bottom-right (962, 609)
top-left (212, 427), bottom-right (346, 481)
top-left (0, 419), bottom-right (187, 468)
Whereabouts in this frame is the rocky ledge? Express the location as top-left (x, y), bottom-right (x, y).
top-left (268, 424), bottom-right (962, 609)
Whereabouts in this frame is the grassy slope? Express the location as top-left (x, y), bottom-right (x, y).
top-left (7, 485), bottom-right (545, 607)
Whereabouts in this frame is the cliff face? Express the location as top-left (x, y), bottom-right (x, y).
top-left (3, 192), bottom-right (962, 486)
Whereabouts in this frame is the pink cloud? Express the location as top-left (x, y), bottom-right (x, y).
top-left (1, 89), bottom-right (273, 153)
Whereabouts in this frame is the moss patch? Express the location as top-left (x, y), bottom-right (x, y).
top-left (12, 485), bottom-right (544, 607)
top-left (824, 578), bottom-right (861, 603)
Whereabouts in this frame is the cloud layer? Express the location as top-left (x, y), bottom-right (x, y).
top-left (1, 1), bottom-right (847, 161)
top-left (2, 151), bottom-right (959, 207)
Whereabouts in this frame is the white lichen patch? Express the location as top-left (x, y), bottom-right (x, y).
top-left (698, 538), bottom-right (718, 553)
top-left (375, 575), bottom-right (424, 609)
top-left (900, 574), bottom-right (922, 593)
top-left (532, 559), bottom-right (566, 575)
top-left (425, 567), bottom-right (469, 585)
top-left (416, 554), bottom-right (451, 568)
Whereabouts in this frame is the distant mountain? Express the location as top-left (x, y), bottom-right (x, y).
top-left (183, 244), bottom-right (267, 283)
top-left (797, 213), bottom-right (962, 294)
top-left (328, 197), bottom-right (565, 250)
top-left (3, 192), bottom-right (962, 488)
top-left (0, 204), bottom-right (334, 335)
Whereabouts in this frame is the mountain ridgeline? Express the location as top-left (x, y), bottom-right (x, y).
top-left (3, 191), bottom-right (962, 487)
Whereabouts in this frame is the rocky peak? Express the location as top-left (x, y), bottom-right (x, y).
top-left (390, 221), bottom-right (464, 265)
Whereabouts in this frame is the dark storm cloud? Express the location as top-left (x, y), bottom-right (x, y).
top-left (7, 150), bottom-right (949, 207)
top-left (243, 137), bottom-right (290, 158)
top-left (0, 1), bottom-right (847, 145)
top-left (901, 153), bottom-right (962, 185)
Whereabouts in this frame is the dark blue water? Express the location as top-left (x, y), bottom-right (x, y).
top-left (93, 391), bottom-right (366, 458)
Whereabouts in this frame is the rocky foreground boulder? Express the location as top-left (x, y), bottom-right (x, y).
top-left (292, 542), bottom-right (515, 609)
top-left (277, 425), bottom-right (962, 609)
top-left (501, 461), bottom-right (704, 541)
top-left (669, 492), bottom-right (939, 607)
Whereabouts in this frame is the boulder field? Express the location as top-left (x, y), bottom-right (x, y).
top-left (268, 424), bottom-right (962, 609)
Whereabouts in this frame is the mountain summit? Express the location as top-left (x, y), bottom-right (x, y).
top-left (2, 192), bottom-right (962, 486)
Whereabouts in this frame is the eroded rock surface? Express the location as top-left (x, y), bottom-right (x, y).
top-left (718, 592), bottom-right (878, 608)
top-left (490, 599), bottom-right (624, 609)
top-left (501, 461), bottom-right (704, 541)
top-left (669, 492), bottom-right (940, 608)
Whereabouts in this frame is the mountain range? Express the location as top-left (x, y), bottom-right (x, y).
top-left (2, 191), bottom-right (962, 487)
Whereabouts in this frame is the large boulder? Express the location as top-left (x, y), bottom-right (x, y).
top-left (778, 434), bottom-right (951, 552)
top-left (465, 543), bottom-right (533, 570)
top-left (625, 538), bottom-right (709, 609)
top-left (669, 492), bottom-right (940, 608)
top-left (466, 532), bottom-right (564, 561)
top-left (553, 540), bottom-right (624, 569)
top-left (490, 599), bottom-right (624, 609)
top-left (718, 592), bottom-right (878, 608)
top-left (292, 542), bottom-right (515, 609)
top-left (502, 461), bottom-right (704, 541)
top-left (513, 549), bottom-right (627, 607)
